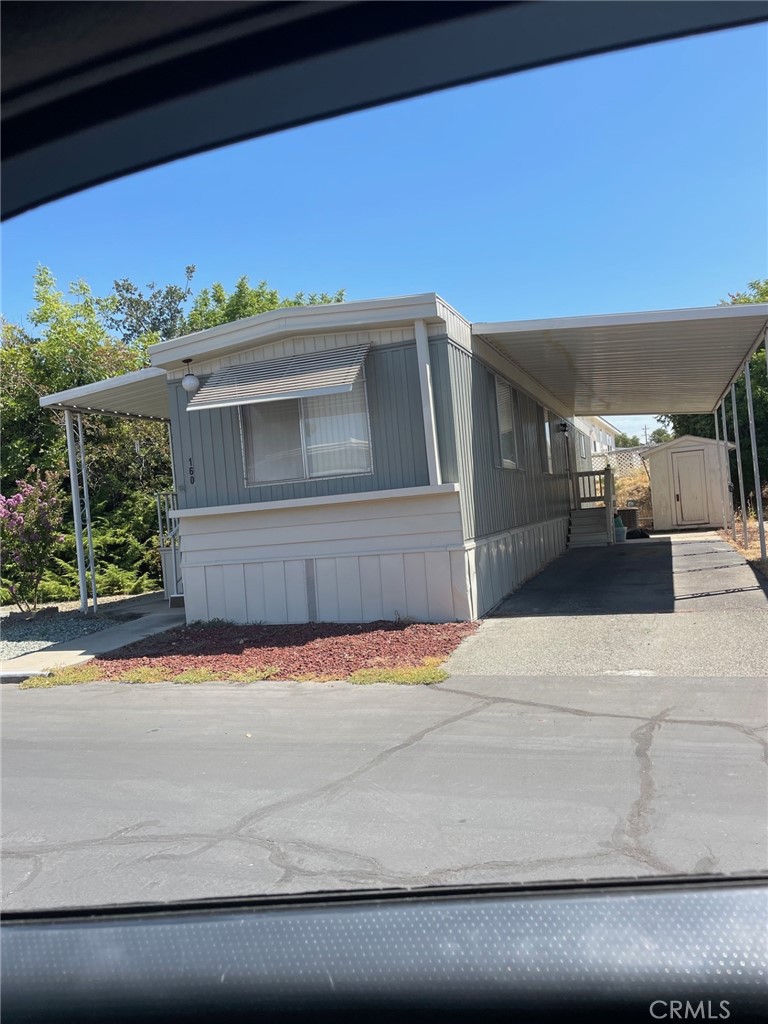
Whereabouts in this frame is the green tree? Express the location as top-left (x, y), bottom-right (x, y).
top-left (2, 267), bottom-right (345, 602)
top-left (659, 279), bottom-right (767, 503)
top-left (184, 276), bottom-right (345, 333)
top-left (649, 427), bottom-right (672, 445)
top-left (615, 432), bottom-right (641, 448)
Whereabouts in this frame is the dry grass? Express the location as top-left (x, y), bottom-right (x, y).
top-left (19, 663), bottom-right (104, 688)
top-left (21, 654), bottom-right (452, 688)
top-left (718, 517), bottom-right (768, 581)
top-left (614, 468), bottom-right (653, 522)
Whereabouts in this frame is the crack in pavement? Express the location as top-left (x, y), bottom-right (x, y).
top-left (439, 687), bottom-right (768, 762)
top-left (4, 684), bottom-right (765, 902)
top-left (606, 709), bottom-right (677, 874)
top-left (2, 697), bottom-right (492, 878)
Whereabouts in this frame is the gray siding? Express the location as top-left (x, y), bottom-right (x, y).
top-left (429, 339), bottom-right (460, 484)
top-left (445, 342), bottom-right (572, 541)
top-left (169, 344), bottom-right (429, 510)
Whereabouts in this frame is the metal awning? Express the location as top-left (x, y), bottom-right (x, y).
top-left (39, 366), bottom-right (169, 421)
top-left (473, 304), bottom-right (768, 416)
top-left (186, 344), bottom-right (369, 411)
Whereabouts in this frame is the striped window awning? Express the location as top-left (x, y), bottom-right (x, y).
top-left (186, 344), bottom-right (369, 411)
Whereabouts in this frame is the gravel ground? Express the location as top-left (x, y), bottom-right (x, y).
top-left (0, 593), bottom-right (162, 663)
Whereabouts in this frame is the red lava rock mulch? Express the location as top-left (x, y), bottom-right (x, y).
top-left (92, 620), bottom-right (478, 679)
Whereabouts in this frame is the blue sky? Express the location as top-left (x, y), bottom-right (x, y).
top-left (3, 23), bottom-right (766, 437)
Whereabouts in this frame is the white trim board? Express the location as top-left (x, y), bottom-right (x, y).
top-left (170, 483), bottom-right (461, 518)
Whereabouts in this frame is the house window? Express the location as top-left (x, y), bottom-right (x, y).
top-left (541, 410), bottom-right (554, 474)
top-left (578, 433), bottom-right (587, 459)
top-left (241, 374), bottom-right (372, 485)
top-left (495, 377), bottom-right (518, 468)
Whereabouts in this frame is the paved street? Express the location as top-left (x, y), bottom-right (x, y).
top-left (3, 673), bottom-right (766, 910)
top-left (2, 533), bottom-right (767, 910)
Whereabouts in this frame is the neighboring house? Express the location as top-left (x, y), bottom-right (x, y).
top-left (40, 294), bottom-right (768, 623)
top-left (576, 416), bottom-right (619, 455)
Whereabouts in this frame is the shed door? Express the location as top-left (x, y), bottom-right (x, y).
top-left (672, 449), bottom-right (708, 525)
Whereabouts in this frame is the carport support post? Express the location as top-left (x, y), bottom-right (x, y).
top-left (64, 410), bottom-right (89, 614)
top-left (713, 410), bottom-right (728, 530)
top-left (720, 401), bottom-right (736, 541)
top-left (731, 383), bottom-right (749, 548)
top-left (744, 361), bottom-right (767, 561)
top-left (76, 414), bottom-right (98, 612)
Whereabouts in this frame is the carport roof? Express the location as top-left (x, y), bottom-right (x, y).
top-left (473, 304), bottom-right (768, 416)
top-left (39, 366), bottom-right (169, 421)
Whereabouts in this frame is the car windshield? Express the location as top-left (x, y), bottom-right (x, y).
top-left (2, 19), bottom-right (767, 912)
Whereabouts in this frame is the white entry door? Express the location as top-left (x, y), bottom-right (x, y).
top-left (672, 449), bottom-right (708, 526)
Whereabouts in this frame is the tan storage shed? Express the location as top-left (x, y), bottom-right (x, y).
top-left (646, 435), bottom-right (733, 531)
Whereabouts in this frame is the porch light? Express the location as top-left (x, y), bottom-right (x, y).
top-left (558, 421), bottom-right (570, 433)
top-left (181, 359), bottom-right (200, 395)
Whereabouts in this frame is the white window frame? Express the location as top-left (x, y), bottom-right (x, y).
top-left (495, 376), bottom-right (519, 470)
top-left (578, 432), bottom-right (587, 459)
top-left (541, 408), bottom-right (554, 474)
top-left (239, 371), bottom-right (374, 488)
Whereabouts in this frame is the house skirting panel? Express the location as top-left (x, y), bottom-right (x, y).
top-left (176, 492), bottom-right (567, 624)
top-left (465, 516), bottom-right (569, 618)
top-left (176, 486), bottom-right (470, 624)
top-left (182, 548), bottom-right (472, 624)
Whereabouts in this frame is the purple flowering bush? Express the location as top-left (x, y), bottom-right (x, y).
top-left (0, 467), bottom-right (65, 611)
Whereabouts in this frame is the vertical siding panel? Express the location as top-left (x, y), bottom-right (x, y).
top-left (204, 565), bottom-right (226, 620)
top-left (172, 342), bottom-right (431, 511)
top-left (424, 552), bottom-right (454, 622)
top-left (403, 552), bottom-right (429, 620)
top-left (449, 549), bottom-right (472, 620)
top-left (263, 562), bottom-right (288, 623)
top-left (284, 560), bottom-right (308, 622)
top-left (335, 557), bottom-right (363, 621)
top-left (182, 567), bottom-right (208, 621)
top-left (315, 559), bottom-right (339, 622)
top-left (447, 343), bottom-right (571, 541)
top-left (244, 563), bottom-right (266, 622)
top-left (379, 554), bottom-right (407, 620)
top-left (222, 564), bottom-right (247, 623)
top-left (359, 557), bottom-right (384, 621)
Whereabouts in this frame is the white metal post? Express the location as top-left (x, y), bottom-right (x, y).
top-left (76, 414), bottom-right (98, 612)
top-left (720, 401), bottom-right (736, 541)
top-left (414, 319), bottom-right (442, 487)
top-left (744, 361), bottom-right (767, 561)
top-left (64, 410), bottom-right (88, 613)
top-left (713, 410), bottom-right (727, 530)
top-left (731, 383), bottom-right (749, 548)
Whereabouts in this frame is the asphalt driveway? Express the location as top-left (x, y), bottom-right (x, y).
top-left (447, 533), bottom-right (768, 676)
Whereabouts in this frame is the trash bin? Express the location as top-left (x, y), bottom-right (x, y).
top-left (614, 514), bottom-right (627, 543)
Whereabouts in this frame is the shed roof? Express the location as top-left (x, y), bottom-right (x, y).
top-left (473, 304), bottom-right (768, 415)
top-left (642, 434), bottom-right (736, 457)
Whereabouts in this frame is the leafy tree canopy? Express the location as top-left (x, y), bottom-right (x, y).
top-left (649, 427), bottom-right (673, 445)
top-left (615, 432), bottom-right (641, 448)
top-left (1, 267), bottom-right (345, 602)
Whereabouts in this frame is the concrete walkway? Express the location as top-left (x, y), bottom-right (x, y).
top-left (0, 597), bottom-right (185, 682)
top-left (447, 532), bottom-right (768, 677)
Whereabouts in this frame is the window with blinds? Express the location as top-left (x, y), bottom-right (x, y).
top-left (495, 377), bottom-right (518, 468)
top-left (241, 374), bottom-right (372, 486)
